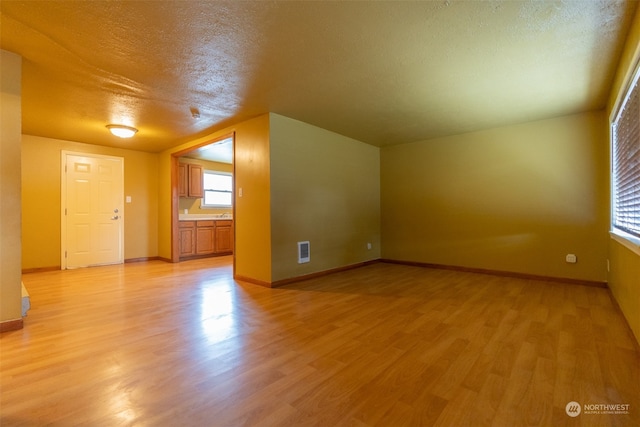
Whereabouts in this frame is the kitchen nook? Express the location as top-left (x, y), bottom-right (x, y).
top-left (177, 136), bottom-right (234, 261)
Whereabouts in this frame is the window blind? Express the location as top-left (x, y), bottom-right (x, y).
top-left (612, 66), bottom-right (640, 238)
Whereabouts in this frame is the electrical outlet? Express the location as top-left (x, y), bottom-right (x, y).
top-left (367, 242), bottom-right (372, 250)
top-left (566, 254), bottom-right (577, 264)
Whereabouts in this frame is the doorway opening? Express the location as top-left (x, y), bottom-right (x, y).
top-left (170, 134), bottom-right (235, 270)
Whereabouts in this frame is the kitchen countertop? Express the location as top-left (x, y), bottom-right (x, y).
top-left (179, 214), bottom-right (233, 221)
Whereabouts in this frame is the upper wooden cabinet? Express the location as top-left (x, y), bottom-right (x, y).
top-left (178, 163), bottom-right (203, 198)
top-left (178, 163), bottom-right (187, 197)
top-left (188, 164), bottom-right (203, 198)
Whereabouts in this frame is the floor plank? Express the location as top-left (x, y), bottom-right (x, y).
top-left (1, 258), bottom-right (638, 426)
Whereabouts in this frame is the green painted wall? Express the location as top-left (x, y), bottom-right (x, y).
top-left (381, 111), bottom-right (609, 282)
top-left (269, 114), bottom-right (381, 281)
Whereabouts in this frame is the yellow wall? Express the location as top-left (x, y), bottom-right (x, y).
top-left (159, 114), bottom-right (272, 284)
top-left (381, 111), bottom-right (609, 282)
top-left (608, 241), bottom-right (640, 342)
top-left (21, 135), bottom-right (159, 269)
top-left (269, 113), bottom-right (381, 281)
top-left (606, 7), bottom-right (640, 344)
top-left (0, 50), bottom-right (23, 323)
top-left (178, 158), bottom-right (232, 215)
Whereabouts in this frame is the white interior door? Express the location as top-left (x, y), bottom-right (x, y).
top-left (62, 152), bottom-right (124, 269)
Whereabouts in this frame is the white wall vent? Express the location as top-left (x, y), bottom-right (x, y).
top-left (298, 241), bottom-right (310, 264)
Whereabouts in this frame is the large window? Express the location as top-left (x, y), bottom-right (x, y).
top-left (202, 171), bottom-right (232, 207)
top-left (611, 60), bottom-right (640, 245)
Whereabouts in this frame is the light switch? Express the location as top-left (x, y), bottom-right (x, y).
top-left (126, 196), bottom-right (132, 203)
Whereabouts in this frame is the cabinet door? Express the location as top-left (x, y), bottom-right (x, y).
top-left (178, 163), bottom-right (187, 197)
top-left (188, 164), bottom-right (203, 198)
top-left (214, 223), bottom-right (233, 254)
top-left (179, 222), bottom-right (196, 257)
top-left (196, 225), bottom-right (215, 255)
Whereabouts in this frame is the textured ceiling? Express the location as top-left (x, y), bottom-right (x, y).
top-left (1, 1), bottom-right (637, 152)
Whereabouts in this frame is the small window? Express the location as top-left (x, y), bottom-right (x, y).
top-left (611, 60), bottom-right (640, 244)
top-left (202, 171), bottom-right (232, 207)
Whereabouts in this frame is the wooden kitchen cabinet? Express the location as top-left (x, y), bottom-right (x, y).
top-left (178, 163), bottom-right (187, 197)
top-left (179, 219), bottom-right (233, 259)
top-left (195, 220), bottom-right (215, 255)
top-left (188, 164), bottom-right (203, 198)
top-left (179, 221), bottom-right (196, 257)
top-left (214, 220), bottom-right (233, 254)
top-left (178, 163), bottom-right (203, 198)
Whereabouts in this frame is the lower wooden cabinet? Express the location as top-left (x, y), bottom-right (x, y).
top-left (179, 221), bottom-right (196, 257)
top-left (179, 219), bottom-right (233, 259)
top-left (214, 220), bottom-right (233, 254)
top-left (196, 221), bottom-right (215, 255)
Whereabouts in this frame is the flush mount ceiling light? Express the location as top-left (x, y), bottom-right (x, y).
top-left (106, 124), bottom-right (138, 138)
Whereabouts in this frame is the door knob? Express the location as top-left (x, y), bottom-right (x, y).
top-left (111, 215), bottom-right (119, 220)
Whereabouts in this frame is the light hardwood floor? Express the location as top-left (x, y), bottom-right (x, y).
top-left (2, 258), bottom-right (639, 426)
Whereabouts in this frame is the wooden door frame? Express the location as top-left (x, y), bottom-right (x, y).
top-left (170, 133), bottom-right (236, 271)
top-left (61, 151), bottom-right (125, 270)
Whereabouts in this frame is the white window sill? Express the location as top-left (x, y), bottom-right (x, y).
top-left (610, 229), bottom-right (640, 256)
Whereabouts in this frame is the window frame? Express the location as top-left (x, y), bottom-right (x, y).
top-left (610, 54), bottom-right (640, 255)
top-left (201, 170), bottom-right (233, 208)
